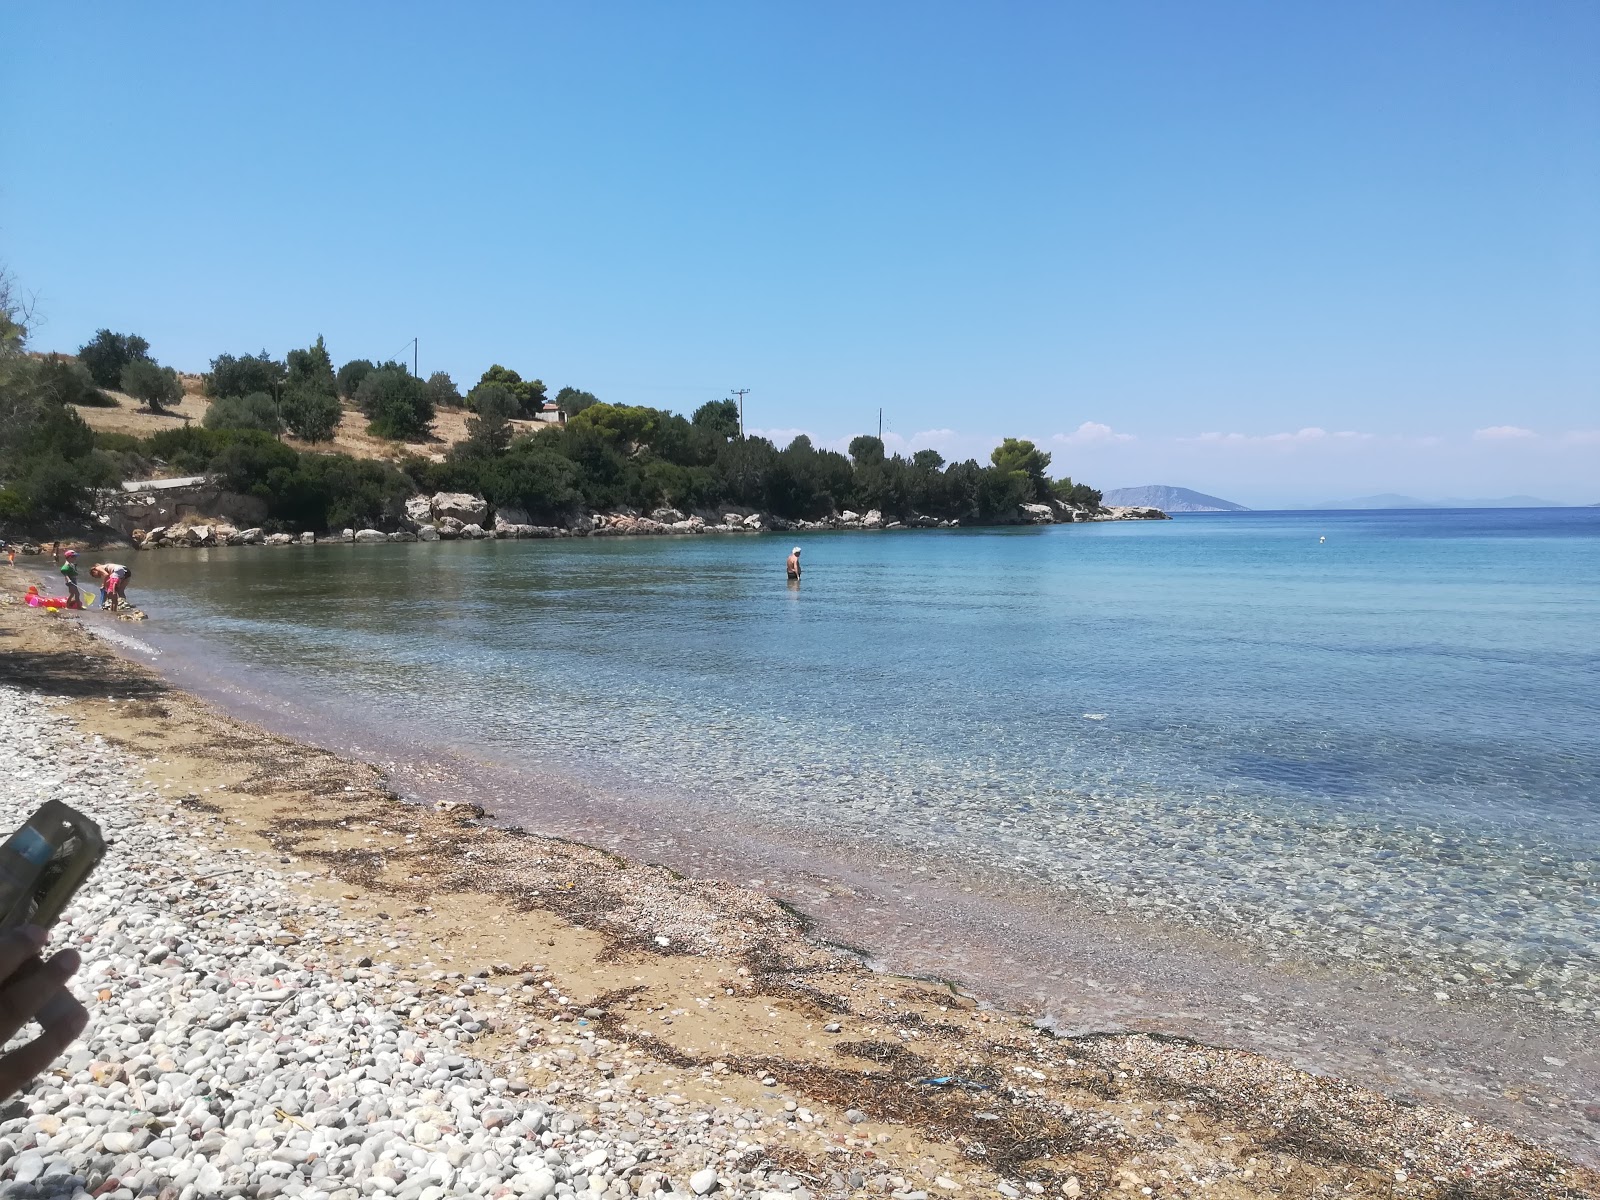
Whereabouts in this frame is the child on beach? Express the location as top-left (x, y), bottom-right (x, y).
top-left (90, 562), bottom-right (132, 611)
top-left (56, 548), bottom-right (81, 608)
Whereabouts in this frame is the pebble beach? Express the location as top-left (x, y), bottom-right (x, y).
top-left (0, 582), bottom-right (1596, 1199)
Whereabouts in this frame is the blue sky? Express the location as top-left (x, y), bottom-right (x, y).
top-left (4, 2), bottom-right (1596, 505)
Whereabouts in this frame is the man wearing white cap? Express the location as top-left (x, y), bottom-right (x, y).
top-left (786, 546), bottom-right (802, 581)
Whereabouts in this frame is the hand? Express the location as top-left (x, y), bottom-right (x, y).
top-left (0, 925), bottom-right (88, 1100)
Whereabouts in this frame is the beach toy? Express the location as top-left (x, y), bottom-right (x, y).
top-left (23, 586), bottom-right (82, 611)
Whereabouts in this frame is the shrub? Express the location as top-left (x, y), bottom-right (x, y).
top-left (206, 351), bottom-right (285, 400)
top-left (691, 398), bottom-right (739, 439)
top-left (356, 367), bottom-right (434, 440)
top-left (336, 358), bottom-right (374, 400)
top-left (32, 356), bottom-right (112, 407)
top-left (120, 360), bottom-right (183, 413)
top-left (77, 330), bottom-right (151, 389)
top-left (280, 384), bottom-right (343, 442)
top-left (468, 365), bottom-right (545, 416)
top-left (204, 392), bottom-right (281, 434)
top-left (286, 336), bottom-right (336, 394)
top-left (555, 386), bottom-right (599, 418)
top-left (425, 371), bottom-right (462, 408)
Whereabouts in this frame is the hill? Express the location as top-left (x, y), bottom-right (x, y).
top-left (70, 382), bottom-right (544, 465)
top-left (1101, 485), bottom-right (1248, 512)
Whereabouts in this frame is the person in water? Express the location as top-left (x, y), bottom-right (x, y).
top-left (56, 548), bottom-right (81, 607)
top-left (786, 546), bottom-right (802, 580)
top-left (90, 562), bottom-right (132, 611)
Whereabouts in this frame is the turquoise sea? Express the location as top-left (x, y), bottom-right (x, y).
top-left (109, 508), bottom-right (1600, 1155)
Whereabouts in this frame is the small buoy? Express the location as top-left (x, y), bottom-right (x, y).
top-left (1318, 535), bottom-right (1326, 543)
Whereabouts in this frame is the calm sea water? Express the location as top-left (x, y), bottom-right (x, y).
top-left (111, 509), bottom-right (1600, 1148)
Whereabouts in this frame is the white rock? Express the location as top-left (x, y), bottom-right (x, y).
top-left (690, 1166), bottom-right (720, 1194)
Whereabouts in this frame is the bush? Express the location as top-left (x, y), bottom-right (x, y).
top-left (0, 358), bottom-right (119, 520)
top-left (468, 365), bottom-right (545, 416)
top-left (204, 392), bottom-right (281, 434)
top-left (206, 351), bottom-right (285, 400)
top-left (77, 330), bottom-right (151, 389)
top-left (119, 360), bottom-right (183, 413)
top-left (425, 371), bottom-right (462, 408)
top-left (286, 336), bottom-right (336, 394)
top-left (33, 356), bottom-right (112, 407)
top-left (555, 386), bottom-right (600, 418)
top-left (336, 359), bottom-right (374, 400)
top-left (280, 384), bottom-right (343, 442)
top-left (691, 398), bottom-right (739, 439)
top-left (356, 368), bottom-right (434, 440)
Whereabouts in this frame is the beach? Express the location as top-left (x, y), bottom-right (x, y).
top-left (2, 573), bottom-right (1597, 1199)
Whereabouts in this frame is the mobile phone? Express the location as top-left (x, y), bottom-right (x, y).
top-left (0, 802), bottom-right (105, 929)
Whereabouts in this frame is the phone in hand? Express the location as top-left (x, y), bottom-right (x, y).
top-left (0, 802), bottom-right (105, 929)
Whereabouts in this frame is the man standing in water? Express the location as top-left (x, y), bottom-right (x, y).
top-left (786, 545), bottom-right (802, 581)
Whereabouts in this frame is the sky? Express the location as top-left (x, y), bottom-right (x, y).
top-left (4, 2), bottom-right (1597, 506)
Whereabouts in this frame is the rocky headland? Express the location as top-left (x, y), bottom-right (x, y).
top-left (71, 487), bottom-right (1168, 553)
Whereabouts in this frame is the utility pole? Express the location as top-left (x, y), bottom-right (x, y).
top-left (413, 337), bottom-right (419, 378)
top-left (731, 388), bottom-right (751, 439)
top-left (878, 407), bottom-right (883, 441)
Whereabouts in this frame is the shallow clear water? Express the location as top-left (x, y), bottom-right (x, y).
top-left (111, 510), bottom-right (1600, 1148)
top-left (125, 511), bottom-right (1600, 1010)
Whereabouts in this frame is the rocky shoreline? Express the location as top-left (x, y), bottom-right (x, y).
top-left (2, 585), bottom-right (1592, 1199)
top-left (27, 489), bottom-right (1167, 553)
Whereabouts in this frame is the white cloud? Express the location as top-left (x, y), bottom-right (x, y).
top-left (1182, 427), bottom-right (1388, 447)
top-left (1473, 425), bottom-right (1538, 441)
top-left (1052, 421), bottom-right (1135, 445)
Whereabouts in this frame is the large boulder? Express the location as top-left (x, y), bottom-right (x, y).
top-left (495, 505), bottom-right (532, 527)
top-left (387, 531), bottom-right (417, 542)
top-left (839, 510), bottom-right (861, 524)
top-left (188, 525), bottom-right (214, 545)
top-left (416, 525), bottom-right (440, 542)
top-left (651, 507), bottom-right (686, 524)
top-left (263, 533), bottom-right (294, 546)
top-left (742, 513), bottom-right (764, 530)
top-left (1020, 503), bottom-right (1055, 524)
top-left (299, 531), bottom-right (316, 545)
top-left (459, 523), bottom-right (487, 540)
top-left (403, 495), bottom-right (434, 528)
top-left (861, 509), bottom-right (884, 530)
top-left (231, 528), bottom-right (262, 545)
top-left (430, 492), bottom-right (488, 524)
top-left (353, 528), bottom-right (387, 543)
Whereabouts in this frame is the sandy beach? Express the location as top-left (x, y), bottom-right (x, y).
top-left (0, 576), bottom-right (1595, 1199)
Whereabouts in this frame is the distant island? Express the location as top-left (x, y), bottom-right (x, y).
top-left (1307, 493), bottom-right (1566, 510)
top-left (1102, 484), bottom-right (1248, 512)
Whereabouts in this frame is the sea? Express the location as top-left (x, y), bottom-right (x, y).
top-left (101, 508), bottom-right (1600, 1159)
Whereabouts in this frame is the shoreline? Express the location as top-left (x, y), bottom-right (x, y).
top-left (3, 580), bottom-right (1597, 1198)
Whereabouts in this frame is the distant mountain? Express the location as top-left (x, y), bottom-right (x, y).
top-left (1101, 485), bottom-right (1248, 513)
top-left (1308, 494), bottom-right (1565, 510)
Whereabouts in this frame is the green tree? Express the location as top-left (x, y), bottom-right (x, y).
top-left (1050, 476), bottom-right (1102, 508)
top-left (468, 365), bottom-right (546, 416)
top-left (568, 402), bottom-right (659, 447)
top-left (280, 385), bottom-right (343, 442)
top-left (848, 434), bottom-right (885, 465)
top-left (555, 386), bottom-right (600, 418)
top-left (120, 360), bottom-right (184, 414)
top-left (989, 438), bottom-right (1052, 500)
top-left (691, 398), bottom-right (740, 440)
top-left (337, 358), bottom-right (375, 399)
top-left (286, 335), bottom-right (337, 395)
top-left (206, 351), bottom-right (286, 400)
top-left (204, 392), bottom-right (281, 434)
top-left (357, 367), bottom-right (434, 440)
top-left (0, 357), bottom-right (119, 520)
top-left (77, 330), bottom-right (152, 389)
top-left (454, 384), bottom-right (516, 460)
top-left (426, 371), bottom-right (463, 408)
